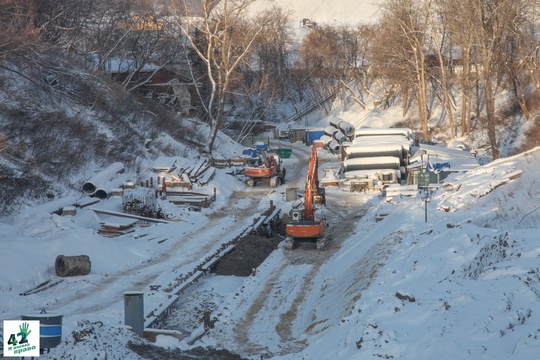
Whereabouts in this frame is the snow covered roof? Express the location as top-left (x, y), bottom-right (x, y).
top-left (103, 58), bottom-right (160, 74)
top-left (408, 144), bottom-right (479, 172)
top-left (410, 143), bottom-right (477, 161)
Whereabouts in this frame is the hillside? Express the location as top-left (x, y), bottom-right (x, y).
top-left (0, 48), bottom-right (243, 215)
top-left (247, 0), bottom-right (383, 26)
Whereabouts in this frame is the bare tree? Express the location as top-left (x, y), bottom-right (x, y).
top-left (378, 0), bottom-right (431, 138)
top-left (502, 2), bottom-right (540, 121)
top-left (0, 1), bottom-right (39, 59)
top-left (426, 0), bottom-right (456, 137)
top-left (518, 22), bottom-right (540, 104)
top-left (436, 0), bottom-right (477, 136)
top-left (466, 0), bottom-right (533, 159)
top-left (252, 6), bottom-right (293, 100)
top-left (355, 24), bottom-right (378, 92)
top-left (297, 25), bottom-right (351, 90)
top-left (172, 0), bottom-right (267, 154)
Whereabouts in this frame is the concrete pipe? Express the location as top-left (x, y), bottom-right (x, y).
top-left (320, 135), bottom-right (332, 149)
top-left (345, 143), bottom-right (403, 160)
top-left (324, 126), bottom-right (339, 137)
top-left (333, 131), bottom-right (347, 144)
top-left (328, 116), bottom-right (345, 129)
top-left (327, 140), bottom-right (340, 153)
top-left (91, 177), bottom-right (127, 199)
top-left (338, 121), bottom-right (355, 137)
top-left (83, 162), bottom-right (125, 195)
top-left (55, 255), bottom-right (91, 277)
top-left (343, 156), bottom-right (401, 172)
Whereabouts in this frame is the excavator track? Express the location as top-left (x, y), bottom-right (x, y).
top-left (284, 236), bottom-right (330, 251)
top-left (284, 237), bottom-right (297, 250)
top-left (316, 235), bottom-right (331, 250)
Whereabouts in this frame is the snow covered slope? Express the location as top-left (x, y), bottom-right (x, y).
top-left (246, 0), bottom-right (383, 26)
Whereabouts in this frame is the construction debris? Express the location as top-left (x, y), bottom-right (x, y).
top-left (123, 188), bottom-right (164, 219)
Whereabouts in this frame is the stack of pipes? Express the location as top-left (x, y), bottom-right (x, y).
top-left (319, 117), bottom-right (356, 153)
top-left (82, 162), bottom-right (126, 199)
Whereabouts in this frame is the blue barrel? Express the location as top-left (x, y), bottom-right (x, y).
top-left (21, 311), bottom-right (63, 349)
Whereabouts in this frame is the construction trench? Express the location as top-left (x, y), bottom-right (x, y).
top-left (124, 210), bottom-right (286, 360)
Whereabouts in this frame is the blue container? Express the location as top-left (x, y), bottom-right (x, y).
top-left (21, 311), bottom-right (63, 349)
top-left (305, 129), bottom-right (326, 145)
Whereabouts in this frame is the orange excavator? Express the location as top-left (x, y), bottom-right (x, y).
top-left (284, 147), bottom-right (329, 250)
top-left (244, 150), bottom-right (286, 188)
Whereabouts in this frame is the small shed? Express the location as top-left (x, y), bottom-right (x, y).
top-left (288, 128), bottom-right (307, 144)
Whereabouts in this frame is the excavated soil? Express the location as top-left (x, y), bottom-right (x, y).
top-left (212, 233), bottom-right (284, 276)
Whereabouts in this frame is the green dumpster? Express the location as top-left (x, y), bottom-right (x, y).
top-left (276, 148), bottom-right (292, 158)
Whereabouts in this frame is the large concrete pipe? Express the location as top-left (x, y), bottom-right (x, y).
top-left (327, 140), bottom-right (340, 153)
top-left (337, 121), bottom-right (355, 137)
top-left (352, 136), bottom-right (412, 161)
top-left (328, 116), bottom-right (355, 137)
top-left (343, 156), bottom-right (401, 172)
top-left (344, 143), bottom-right (403, 160)
top-left (55, 255), bottom-right (91, 277)
top-left (320, 135), bottom-right (332, 145)
top-left (92, 177), bottom-right (127, 199)
top-left (328, 116), bottom-right (345, 129)
top-left (333, 131), bottom-right (347, 144)
top-left (319, 135), bottom-right (333, 149)
top-left (324, 126), bottom-right (339, 137)
top-left (82, 162), bottom-right (125, 195)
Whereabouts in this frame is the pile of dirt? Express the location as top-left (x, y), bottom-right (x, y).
top-left (212, 234), bottom-right (283, 276)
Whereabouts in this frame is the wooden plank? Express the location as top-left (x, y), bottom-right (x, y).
top-left (89, 208), bottom-right (170, 223)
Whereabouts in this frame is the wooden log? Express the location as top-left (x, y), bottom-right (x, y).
top-left (55, 255), bottom-right (91, 277)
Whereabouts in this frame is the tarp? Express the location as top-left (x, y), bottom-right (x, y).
top-left (426, 161), bottom-right (451, 174)
top-left (242, 148), bottom-right (260, 158)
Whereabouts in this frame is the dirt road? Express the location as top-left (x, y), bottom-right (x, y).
top-left (196, 143), bottom-right (374, 358)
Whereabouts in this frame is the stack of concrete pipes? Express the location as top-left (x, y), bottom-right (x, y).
top-left (319, 117), bottom-right (355, 153)
top-left (82, 162), bottom-right (125, 199)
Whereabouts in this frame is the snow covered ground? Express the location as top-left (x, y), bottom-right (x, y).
top-left (2, 2), bottom-right (540, 358)
top-left (3, 99), bottom-right (540, 360)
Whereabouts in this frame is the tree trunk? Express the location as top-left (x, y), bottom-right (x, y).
top-left (401, 81), bottom-right (409, 118)
top-left (414, 47), bottom-right (429, 138)
top-left (460, 46), bottom-right (471, 136)
top-left (484, 72), bottom-right (499, 159)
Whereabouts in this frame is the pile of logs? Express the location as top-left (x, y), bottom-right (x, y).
top-left (156, 158), bottom-right (215, 189)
